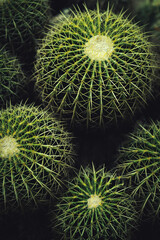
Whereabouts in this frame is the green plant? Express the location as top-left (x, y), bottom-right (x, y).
top-left (34, 3), bottom-right (157, 127)
top-left (0, 0), bottom-right (50, 46)
top-left (0, 103), bottom-right (75, 210)
top-left (134, 0), bottom-right (160, 42)
top-left (116, 120), bottom-right (160, 217)
top-left (0, 45), bottom-right (25, 105)
top-left (53, 163), bottom-right (137, 240)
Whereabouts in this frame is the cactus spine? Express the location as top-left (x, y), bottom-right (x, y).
top-left (0, 103), bottom-right (75, 210)
top-left (35, 3), bottom-right (157, 127)
top-left (53, 163), bottom-right (137, 239)
top-left (116, 121), bottom-right (160, 217)
top-left (0, 0), bottom-right (50, 45)
top-left (0, 46), bottom-right (25, 105)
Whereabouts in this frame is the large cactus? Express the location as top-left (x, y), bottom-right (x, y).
top-left (0, 103), bottom-right (75, 210)
top-left (34, 3), bottom-right (157, 127)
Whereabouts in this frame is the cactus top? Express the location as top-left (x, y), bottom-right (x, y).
top-left (0, 136), bottom-right (19, 159)
top-left (84, 35), bottom-right (114, 61)
top-left (87, 194), bottom-right (102, 208)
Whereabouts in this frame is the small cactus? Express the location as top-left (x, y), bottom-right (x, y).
top-left (35, 3), bottom-right (157, 127)
top-left (0, 0), bottom-right (50, 46)
top-left (53, 163), bottom-right (137, 240)
top-left (0, 103), bottom-right (75, 210)
top-left (116, 120), bottom-right (160, 217)
top-left (0, 46), bottom-right (25, 105)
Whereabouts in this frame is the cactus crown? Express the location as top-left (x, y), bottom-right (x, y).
top-left (84, 35), bottom-right (114, 61)
top-left (87, 194), bottom-right (102, 209)
top-left (0, 136), bottom-right (19, 159)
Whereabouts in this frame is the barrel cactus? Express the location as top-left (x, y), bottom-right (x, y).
top-left (53, 163), bottom-right (137, 240)
top-left (0, 0), bottom-right (50, 46)
top-left (0, 103), bottom-right (75, 210)
top-left (0, 46), bottom-right (25, 105)
top-left (116, 120), bottom-right (160, 217)
top-left (34, 3), bottom-right (157, 127)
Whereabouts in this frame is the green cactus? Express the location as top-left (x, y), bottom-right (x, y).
top-left (0, 46), bottom-right (25, 105)
top-left (116, 120), bottom-right (160, 217)
top-left (0, 0), bottom-right (50, 46)
top-left (0, 103), bottom-right (75, 210)
top-left (53, 163), bottom-right (137, 240)
top-left (34, 3), bottom-right (157, 127)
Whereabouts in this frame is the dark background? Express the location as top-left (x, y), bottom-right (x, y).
top-left (0, 0), bottom-right (160, 239)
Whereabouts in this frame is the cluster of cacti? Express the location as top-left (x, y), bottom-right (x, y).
top-left (0, 0), bottom-right (50, 46)
top-left (0, 1), bottom-right (160, 239)
top-left (0, 46), bottom-right (25, 105)
top-left (53, 163), bottom-right (137, 240)
top-left (116, 120), bottom-right (160, 217)
top-left (34, 3), bottom-right (157, 127)
top-left (0, 103), bottom-right (75, 210)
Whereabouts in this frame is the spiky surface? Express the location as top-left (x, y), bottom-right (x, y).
top-left (53, 164), bottom-right (137, 240)
top-left (0, 46), bottom-right (25, 105)
top-left (0, 104), bottom-right (75, 210)
top-left (35, 4), bottom-right (157, 127)
top-left (116, 121), bottom-right (160, 217)
top-left (0, 0), bottom-right (50, 45)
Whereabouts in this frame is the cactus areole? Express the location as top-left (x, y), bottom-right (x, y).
top-left (0, 136), bottom-right (19, 159)
top-left (87, 194), bottom-right (102, 209)
top-left (84, 35), bottom-right (114, 61)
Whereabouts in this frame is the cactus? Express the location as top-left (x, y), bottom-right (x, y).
top-left (53, 163), bottom-right (137, 240)
top-left (0, 46), bottom-right (25, 106)
top-left (34, 3), bottom-right (157, 127)
top-left (116, 120), bottom-right (160, 217)
top-left (0, 103), bottom-right (75, 210)
top-left (0, 0), bottom-right (50, 46)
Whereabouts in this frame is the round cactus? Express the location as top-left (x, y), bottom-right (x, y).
top-left (116, 120), bottom-right (160, 217)
top-left (0, 46), bottom-right (25, 105)
top-left (0, 0), bottom-right (50, 46)
top-left (34, 3), bottom-right (157, 127)
top-left (53, 163), bottom-right (137, 240)
top-left (0, 103), bottom-right (75, 210)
